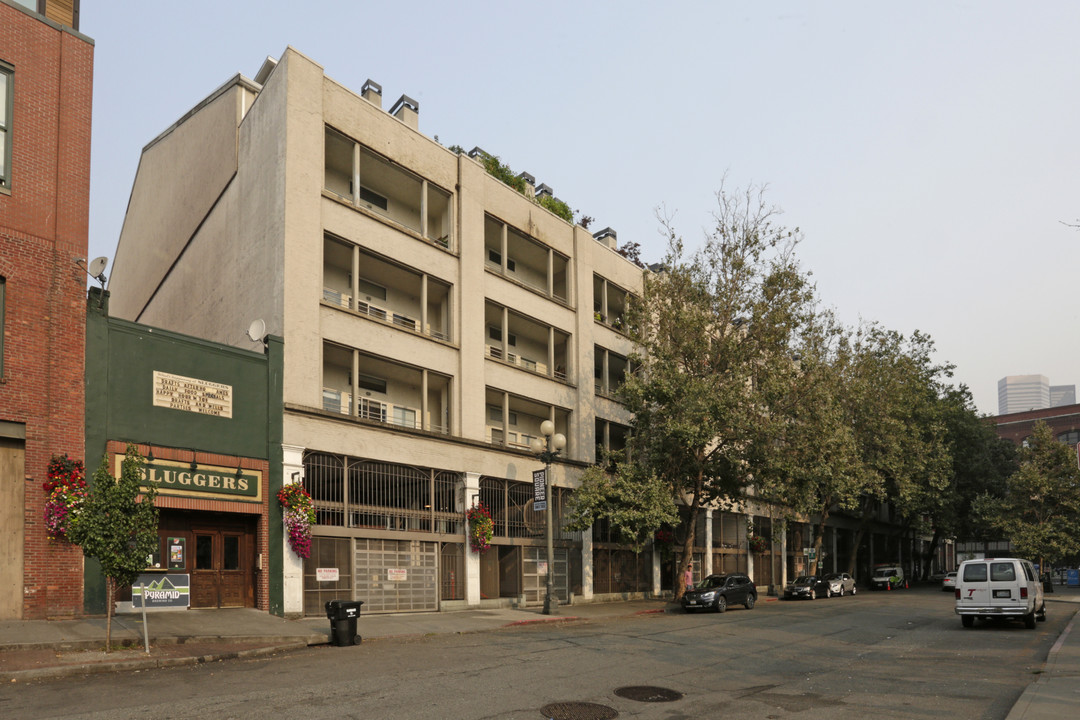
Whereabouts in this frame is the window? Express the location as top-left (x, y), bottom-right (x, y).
top-left (1, 62), bottom-right (12, 190)
top-left (356, 373), bottom-right (387, 394)
top-left (1058, 430), bottom-right (1080, 446)
top-left (357, 278), bottom-right (387, 301)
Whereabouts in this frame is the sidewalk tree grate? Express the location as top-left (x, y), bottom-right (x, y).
top-left (614, 686), bottom-right (684, 703)
top-left (539, 701), bottom-right (618, 719)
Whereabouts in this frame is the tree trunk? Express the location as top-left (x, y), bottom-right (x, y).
top-left (811, 505), bottom-right (831, 576)
top-left (921, 529), bottom-right (941, 580)
top-left (845, 496), bottom-right (876, 576)
top-left (675, 473), bottom-right (705, 601)
top-left (105, 577), bottom-right (114, 653)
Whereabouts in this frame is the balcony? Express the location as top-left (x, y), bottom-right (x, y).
top-left (325, 126), bottom-right (452, 248)
top-left (484, 215), bottom-right (569, 302)
top-left (485, 390), bottom-right (570, 454)
top-left (485, 302), bottom-right (569, 382)
top-left (324, 342), bottom-right (451, 435)
top-left (324, 234), bottom-right (451, 341)
top-left (594, 345), bottom-right (630, 397)
top-left (593, 274), bottom-right (631, 332)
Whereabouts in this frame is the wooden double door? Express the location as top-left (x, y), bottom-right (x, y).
top-left (159, 511), bottom-right (256, 609)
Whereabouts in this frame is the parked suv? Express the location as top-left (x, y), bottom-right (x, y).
top-left (682, 574), bottom-right (757, 613)
top-left (954, 558), bottom-right (1046, 629)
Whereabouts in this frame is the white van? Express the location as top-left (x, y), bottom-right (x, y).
top-left (954, 558), bottom-right (1046, 629)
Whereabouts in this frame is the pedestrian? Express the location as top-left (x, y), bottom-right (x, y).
top-left (684, 565), bottom-right (693, 590)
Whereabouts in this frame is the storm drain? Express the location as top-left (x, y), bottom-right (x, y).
top-left (539, 701), bottom-right (619, 719)
top-left (614, 686), bottom-right (684, 703)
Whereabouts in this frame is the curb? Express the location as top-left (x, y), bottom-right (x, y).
top-left (1, 641), bottom-right (309, 684)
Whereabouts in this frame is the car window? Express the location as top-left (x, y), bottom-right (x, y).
top-left (1022, 564), bottom-right (1035, 582)
top-left (963, 563), bottom-right (988, 582)
top-left (990, 562), bottom-right (1016, 582)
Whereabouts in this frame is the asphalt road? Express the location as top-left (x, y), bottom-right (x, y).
top-left (3, 586), bottom-right (1072, 720)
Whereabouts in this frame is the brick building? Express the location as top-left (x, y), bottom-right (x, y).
top-left (0, 0), bottom-right (93, 619)
top-left (993, 403), bottom-right (1080, 448)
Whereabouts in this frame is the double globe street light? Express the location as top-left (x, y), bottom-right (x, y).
top-left (530, 420), bottom-right (566, 615)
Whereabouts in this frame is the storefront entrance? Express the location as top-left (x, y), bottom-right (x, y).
top-left (157, 510), bottom-right (257, 609)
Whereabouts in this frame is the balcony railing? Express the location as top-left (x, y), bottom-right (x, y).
top-left (486, 344), bottom-right (566, 381)
top-left (322, 388), bottom-right (442, 433)
top-left (488, 428), bottom-right (538, 449)
top-left (323, 288), bottom-right (423, 334)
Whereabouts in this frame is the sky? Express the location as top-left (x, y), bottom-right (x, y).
top-left (79, 1), bottom-right (1079, 416)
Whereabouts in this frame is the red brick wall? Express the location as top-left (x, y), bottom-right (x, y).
top-left (106, 442), bottom-right (272, 612)
top-left (0, 5), bottom-right (93, 619)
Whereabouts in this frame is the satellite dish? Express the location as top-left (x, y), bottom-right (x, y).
top-left (246, 319), bottom-right (266, 343)
top-left (87, 257), bottom-right (108, 278)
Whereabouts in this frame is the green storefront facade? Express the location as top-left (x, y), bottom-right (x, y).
top-left (84, 289), bottom-right (286, 615)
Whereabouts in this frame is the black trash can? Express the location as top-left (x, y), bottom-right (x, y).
top-left (325, 600), bottom-right (364, 646)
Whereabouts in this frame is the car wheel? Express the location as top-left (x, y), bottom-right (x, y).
top-left (809, 589), bottom-right (816, 600)
top-left (826, 587), bottom-right (833, 598)
top-left (838, 586), bottom-right (845, 597)
top-left (745, 593), bottom-right (756, 610)
top-left (961, 615), bottom-right (974, 628)
top-left (1024, 611), bottom-right (1037, 629)
top-left (852, 586), bottom-right (857, 595)
top-left (715, 595), bottom-right (727, 613)
top-left (1037, 603), bottom-right (1047, 621)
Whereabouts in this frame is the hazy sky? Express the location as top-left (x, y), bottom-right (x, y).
top-left (80, 1), bottom-right (1079, 416)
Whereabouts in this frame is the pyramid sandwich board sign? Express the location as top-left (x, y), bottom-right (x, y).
top-left (132, 574), bottom-right (190, 609)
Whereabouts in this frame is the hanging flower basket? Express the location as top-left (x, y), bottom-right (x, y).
top-left (278, 481), bottom-right (316, 559)
top-left (467, 502), bottom-right (494, 554)
top-left (748, 535), bottom-right (770, 554)
top-left (43, 454), bottom-right (87, 542)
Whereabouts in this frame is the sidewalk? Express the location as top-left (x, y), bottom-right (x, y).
top-left (2, 588), bottom-right (1078, 720)
top-left (0, 598), bottom-right (677, 683)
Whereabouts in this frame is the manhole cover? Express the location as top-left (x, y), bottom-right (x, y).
top-left (613, 686), bottom-right (684, 703)
top-left (539, 701), bottom-right (619, 719)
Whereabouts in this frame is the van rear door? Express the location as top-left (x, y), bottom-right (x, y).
top-left (958, 561), bottom-right (989, 606)
top-left (987, 561), bottom-right (1019, 609)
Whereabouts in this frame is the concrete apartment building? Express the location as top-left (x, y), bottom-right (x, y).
top-left (0, 0), bottom-right (92, 620)
top-left (108, 47), bottom-right (646, 615)
top-left (108, 48), bottom-right (943, 615)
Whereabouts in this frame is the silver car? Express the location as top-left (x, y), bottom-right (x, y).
top-left (824, 572), bottom-right (856, 596)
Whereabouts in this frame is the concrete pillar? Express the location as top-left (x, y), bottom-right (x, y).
top-left (464, 472), bottom-right (482, 606)
top-left (652, 542), bottom-right (662, 596)
top-left (581, 526), bottom-right (594, 600)
top-left (704, 509), bottom-right (714, 576)
top-left (780, 528), bottom-right (788, 588)
top-left (282, 444), bottom-right (306, 617)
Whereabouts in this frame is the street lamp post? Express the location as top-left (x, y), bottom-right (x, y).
top-left (531, 420), bottom-right (565, 615)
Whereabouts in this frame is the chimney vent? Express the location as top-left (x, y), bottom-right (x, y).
top-left (593, 227), bottom-right (617, 249)
top-left (517, 171), bottom-right (535, 195)
top-left (391, 94), bottom-right (419, 130)
top-left (361, 79), bottom-right (383, 108)
top-left (535, 183), bottom-right (553, 198)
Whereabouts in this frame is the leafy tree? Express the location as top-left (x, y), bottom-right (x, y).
top-left (69, 445), bottom-right (159, 651)
top-left (974, 421), bottom-right (1080, 568)
top-left (916, 386), bottom-right (1016, 578)
top-left (568, 183), bottom-right (817, 598)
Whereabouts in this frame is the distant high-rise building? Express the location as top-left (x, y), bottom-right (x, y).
top-left (998, 375), bottom-right (1050, 415)
top-left (1050, 385), bottom-right (1076, 407)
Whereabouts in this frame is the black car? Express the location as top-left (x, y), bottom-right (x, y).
top-left (784, 575), bottom-right (830, 600)
top-left (682, 574), bottom-right (757, 613)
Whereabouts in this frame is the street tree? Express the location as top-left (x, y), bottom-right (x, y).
top-left (567, 183), bottom-right (817, 598)
top-left (916, 386), bottom-right (1016, 578)
top-left (974, 421), bottom-right (1080, 568)
top-left (69, 445), bottom-right (159, 651)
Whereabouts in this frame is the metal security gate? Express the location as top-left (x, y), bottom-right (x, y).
top-left (522, 546), bottom-right (568, 606)
top-left (354, 538), bottom-right (438, 613)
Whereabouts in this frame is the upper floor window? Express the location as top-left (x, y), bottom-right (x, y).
top-left (1, 62), bottom-right (12, 191)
